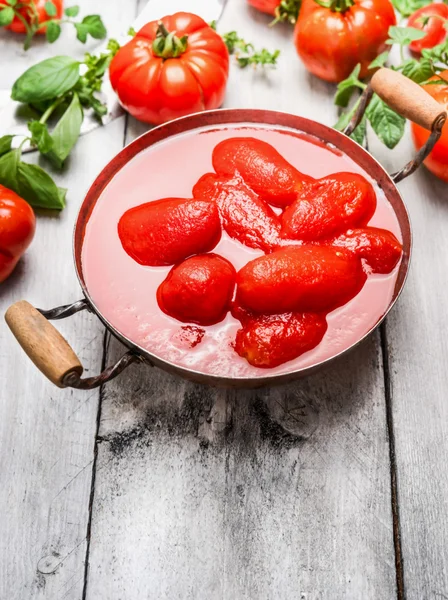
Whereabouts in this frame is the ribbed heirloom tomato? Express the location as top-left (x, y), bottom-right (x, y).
top-left (0, 185), bottom-right (35, 283)
top-left (0, 0), bottom-right (63, 34)
top-left (411, 72), bottom-right (448, 182)
top-left (294, 0), bottom-right (396, 82)
top-left (109, 12), bottom-right (229, 125)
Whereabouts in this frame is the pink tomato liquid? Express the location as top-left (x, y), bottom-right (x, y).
top-left (81, 124), bottom-right (402, 379)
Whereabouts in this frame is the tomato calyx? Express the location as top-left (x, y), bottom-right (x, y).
top-left (152, 22), bottom-right (189, 59)
top-left (313, 0), bottom-right (355, 12)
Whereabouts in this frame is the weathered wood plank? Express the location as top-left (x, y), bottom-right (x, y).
top-left (374, 131), bottom-right (448, 600)
top-left (0, 2), bottom-right (137, 598)
top-left (84, 2), bottom-right (397, 598)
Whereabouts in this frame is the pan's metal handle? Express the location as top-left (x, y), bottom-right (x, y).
top-left (5, 300), bottom-right (142, 389)
top-left (343, 68), bottom-right (447, 183)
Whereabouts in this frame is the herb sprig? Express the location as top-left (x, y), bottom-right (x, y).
top-left (334, 26), bottom-right (448, 149)
top-left (0, 1), bottom-right (106, 50)
top-left (1, 40), bottom-right (119, 210)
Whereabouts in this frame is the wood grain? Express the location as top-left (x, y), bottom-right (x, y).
top-left (0, 2), bottom-right (138, 598)
top-left (83, 2), bottom-right (397, 598)
top-left (5, 301), bottom-right (83, 387)
top-left (371, 68), bottom-right (446, 131)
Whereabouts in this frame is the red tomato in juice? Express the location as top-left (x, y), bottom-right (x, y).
top-left (0, 0), bottom-right (63, 34)
top-left (109, 12), bottom-right (229, 125)
top-left (407, 3), bottom-right (448, 54)
top-left (411, 72), bottom-right (448, 182)
top-left (0, 185), bottom-right (36, 283)
top-left (294, 0), bottom-right (396, 83)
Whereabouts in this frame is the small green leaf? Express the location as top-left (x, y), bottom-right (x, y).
top-left (28, 121), bottom-right (54, 154)
top-left (127, 26), bottom-right (136, 37)
top-left (0, 149), bottom-right (20, 193)
top-left (334, 64), bottom-right (364, 108)
top-left (6, 0), bottom-right (18, 6)
top-left (46, 93), bottom-right (83, 168)
top-left (350, 116), bottom-right (367, 145)
top-left (74, 22), bottom-right (88, 43)
top-left (0, 135), bottom-right (14, 157)
top-left (0, 6), bottom-right (15, 26)
top-left (399, 58), bottom-right (434, 83)
top-left (46, 20), bottom-right (61, 43)
top-left (209, 20), bottom-right (217, 30)
top-left (366, 93), bottom-right (406, 149)
top-left (11, 56), bottom-right (80, 103)
top-left (369, 51), bottom-right (389, 70)
top-left (391, 0), bottom-right (431, 17)
top-left (44, 1), bottom-right (57, 16)
top-left (82, 15), bottom-right (107, 40)
top-left (334, 103), bottom-right (367, 146)
top-left (387, 25), bottom-right (427, 47)
top-left (17, 162), bottom-right (65, 210)
top-left (64, 5), bottom-right (79, 17)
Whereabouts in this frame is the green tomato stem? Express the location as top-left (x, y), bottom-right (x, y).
top-left (152, 21), bottom-right (188, 58)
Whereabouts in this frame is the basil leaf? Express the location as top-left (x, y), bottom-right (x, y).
top-left (46, 21), bottom-right (61, 43)
top-left (12, 56), bottom-right (80, 103)
top-left (46, 93), bottom-right (83, 168)
top-left (369, 51), bottom-right (389, 70)
top-left (391, 0), bottom-right (431, 17)
top-left (6, 0), bottom-right (18, 6)
top-left (0, 149), bottom-right (20, 193)
top-left (0, 135), bottom-right (14, 157)
top-left (17, 162), bottom-right (65, 210)
top-left (334, 64), bottom-right (364, 108)
top-left (82, 15), bottom-right (107, 40)
top-left (44, 1), bottom-right (57, 16)
top-left (334, 105), bottom-right (367, 146)
top-left (0, 6), bottom-right (14, 26)
top-left (387, 26), bottom-right (427, 47)
top-left (28, 121), bottom-right (54, 154)
top-left (75, 22), bottom-right (88, 43)
top-left (400, 58), bottom-right (434, 83)
top-left (65, 5), bottom-right (79, 17)
top-left (366, 94), bottom-right (406, 149)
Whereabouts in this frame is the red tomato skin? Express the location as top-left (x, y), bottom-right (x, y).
top-left (1, 0), bottom-right (64, 34)
top-left (0, 185), bottom-right (35, 283)
top-left (157, 253), bottom-right (236, 325)
top-left (235, 245), bottom-right (367, 314)
top-left (212, 137), bottom-right (315, 207)
top-left (193, 173), bottom-right (281, 251)
top-left (330, 227), bottom-right (402, 273)
top-left (234, 311), bottom-right (328, 368)
top-left (247, 0), bottom-right (279, 15)
top-left (109, 12), bottom-right (229, 125)
top-left (281, 172), bottom-right (377, 241)
top-left (294, 0), bottom-right (396, 83)
top-left (411, 72), bottom-right (448, 182)
top-left (408, 4), bottom-right (448, 54)
top-left (118, 197), bottom-right (222, 267)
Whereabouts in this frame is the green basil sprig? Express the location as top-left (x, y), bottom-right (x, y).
top-left (0, 2), bottom-right (107, 50)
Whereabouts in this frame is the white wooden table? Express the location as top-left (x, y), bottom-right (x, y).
top-left (1, 1), bottom-right (448, 598)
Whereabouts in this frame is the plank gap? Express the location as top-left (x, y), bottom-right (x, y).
top-left (381, 321), bottom-right (405, 600)
top-left (81, 330), bottom-right (110, 600)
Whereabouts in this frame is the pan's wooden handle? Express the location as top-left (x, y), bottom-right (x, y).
top-left (371, 68), bottom-right (447, 131)
top-left (5, 300), bottom-right (83, 388)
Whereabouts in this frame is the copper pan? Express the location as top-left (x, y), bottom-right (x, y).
top-left (5, 69), bottom-right (447, 390)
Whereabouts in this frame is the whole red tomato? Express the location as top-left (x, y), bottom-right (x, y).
top-left (0, 185), bottom-right (36, 283)
top-left (0, 0), bottom-right (64, 34)
top-left (109, 12), bottom-right (229, 125)
top-left (411, 72), bottom-right (448, 182)
top-left (407, 3), bottom-right (448, 54)
top-left (294, 0), bottom-right (396, 83)
top-left (247, 0), bottom-right (279, 15)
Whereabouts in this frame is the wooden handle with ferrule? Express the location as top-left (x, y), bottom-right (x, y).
top-left (5, 300), bottom-right (83, 388)
top-left (371, 68), bottom-right (447, 131)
